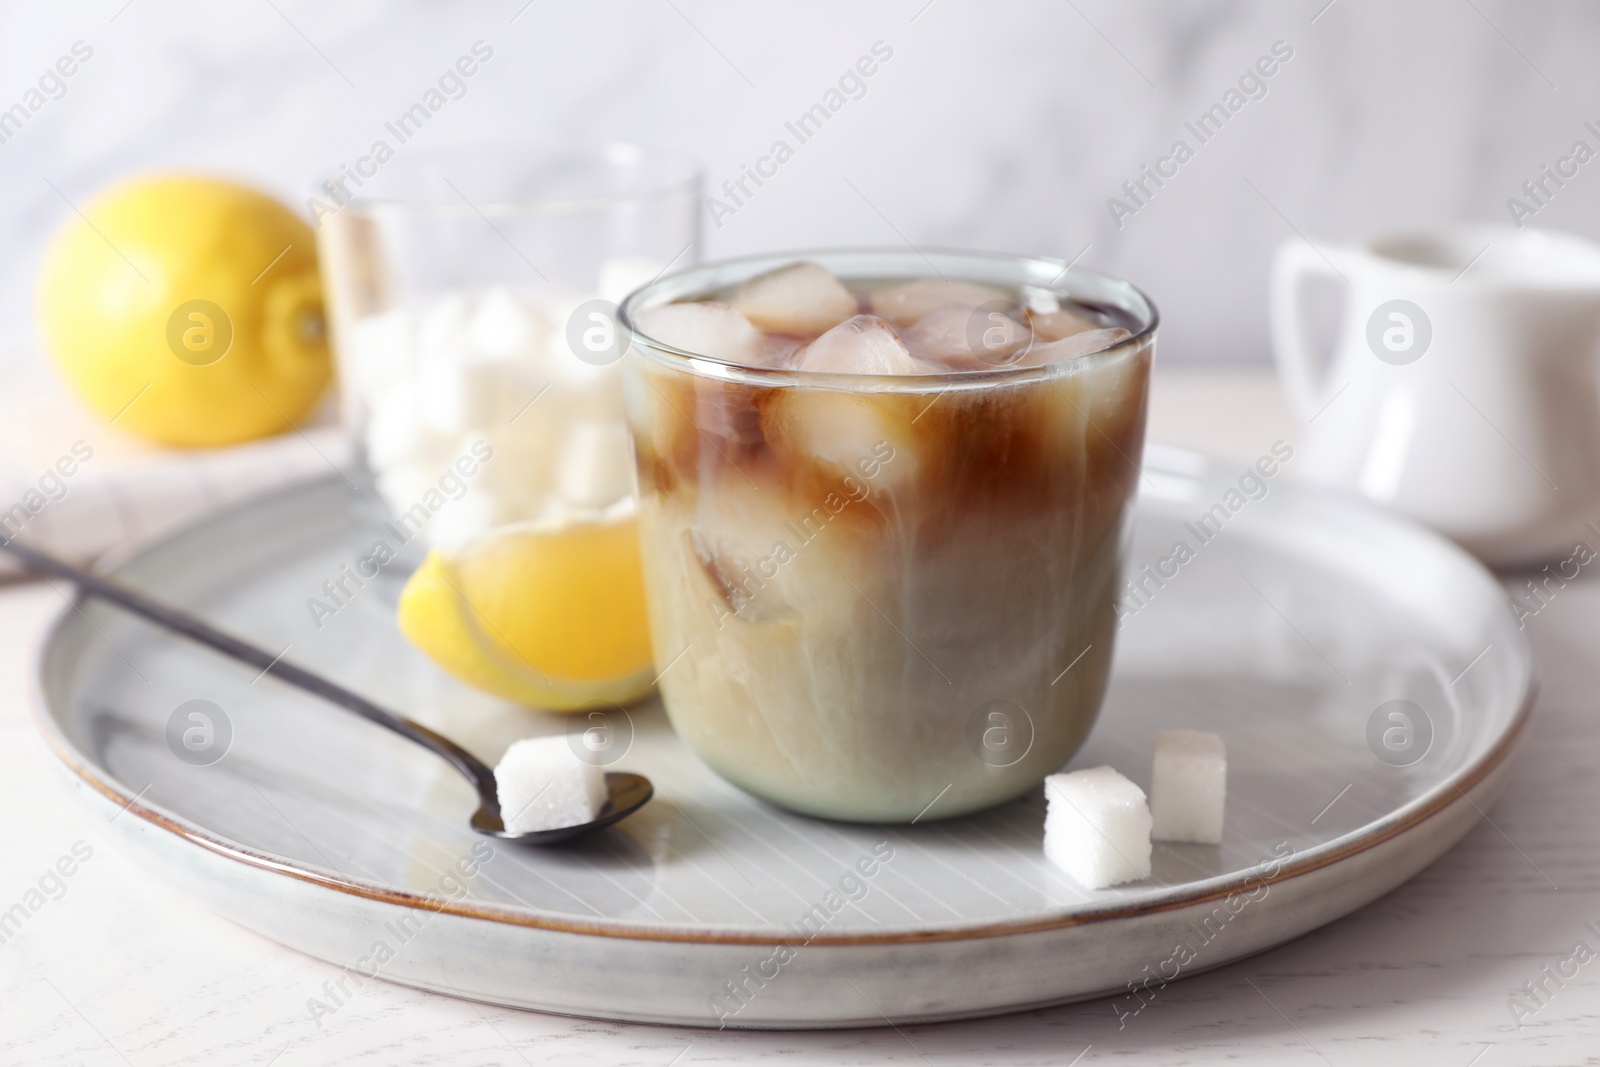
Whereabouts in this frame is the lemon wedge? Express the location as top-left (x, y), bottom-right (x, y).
top-left (397, 513), bottom-right (656, 710)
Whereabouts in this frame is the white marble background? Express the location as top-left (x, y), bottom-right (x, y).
top-left (1, 0), bottom-right (1598, 368)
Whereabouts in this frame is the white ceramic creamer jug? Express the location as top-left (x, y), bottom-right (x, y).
top-left (1271, 224), bottom-right (1600, 567)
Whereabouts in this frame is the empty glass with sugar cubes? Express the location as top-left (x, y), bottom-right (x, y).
top-left (318, 144), bottom-right (701, 555)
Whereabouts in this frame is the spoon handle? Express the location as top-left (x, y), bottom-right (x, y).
top-left (0, 536), bottom-right (498, 799)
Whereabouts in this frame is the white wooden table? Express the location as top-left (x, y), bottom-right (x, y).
top-left (1, 370), bottom-right (1591, 1065)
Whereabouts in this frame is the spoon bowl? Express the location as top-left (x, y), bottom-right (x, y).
top-left (471, 772), bottom-right (654, 842)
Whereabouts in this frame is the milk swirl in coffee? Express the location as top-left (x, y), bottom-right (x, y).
top-left (623, 255), bottom-right (1154, 822)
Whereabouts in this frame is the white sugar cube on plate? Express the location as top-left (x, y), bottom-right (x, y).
top-left (1150, 729), bottom-right (1227, 844)
top-left (494, 736), bottom-right (608, 834)
top-left (1043, 766), bottom-right (1152, 889)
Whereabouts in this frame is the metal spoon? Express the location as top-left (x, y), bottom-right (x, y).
top-left (0, 537), bottom-right (653, 844)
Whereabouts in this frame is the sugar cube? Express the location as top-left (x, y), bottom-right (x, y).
top-left (469, 286), bottom-right (544, 361)
top-left (365, 384), bottom-right (434, 471)
top-left (556, 418), bottom-right (636, 510)
top-left (1150, 730), bottom-right (1226, 844)
top-left (598, 256), bottom-right (668, 304)
top-left (426, 488), bottom-right (507, 551)
top-left (416, 354), bottom-right (515, 436)
top-left (540, 294), bottom-right (618, 390)
top-left (375, 463), bottom-right (447, 523)
top-left (343, 308), bottom-right (416, 399)
top-left (1043, 766), bottom-right (1152, 889)
top-left (416, 293), bottom-right (473, 366)
top-left (494, 736), bottom-right (607, 834)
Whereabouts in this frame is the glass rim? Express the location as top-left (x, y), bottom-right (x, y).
top-left (618, 247), bottom-right (1159, 392)
top-left (332, 141), bottom-right (703, 219)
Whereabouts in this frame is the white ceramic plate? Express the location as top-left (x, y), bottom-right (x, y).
top-left (34, 447), bottom-right (1532, 1029)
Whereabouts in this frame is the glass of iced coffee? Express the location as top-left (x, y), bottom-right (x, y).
top-left (621, 251), bottom-right (1155, 822)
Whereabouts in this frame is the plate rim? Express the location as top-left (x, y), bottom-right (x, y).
top-left (36, 686), bottom-right (1534, 948)
top-left (31, 456), bottom-right (1537, 948)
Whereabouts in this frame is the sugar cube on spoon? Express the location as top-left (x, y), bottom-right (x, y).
top-left (495, 736), bottom-right (607, 834)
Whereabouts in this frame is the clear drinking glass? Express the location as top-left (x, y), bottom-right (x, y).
top-left (317, 143), bottom-right (701, 557)
top-left (621, 250), bottom-right (1156, 822)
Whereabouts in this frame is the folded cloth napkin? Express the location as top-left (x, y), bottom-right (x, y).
top-left (0, 345), bottom-right (350, 576)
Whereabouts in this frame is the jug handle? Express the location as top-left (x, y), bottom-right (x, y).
top-left (1271, 239), bottom-right (1348, 421)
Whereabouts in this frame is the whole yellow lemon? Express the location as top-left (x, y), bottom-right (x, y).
top-left (37, 175), bottom-right (331, 447)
